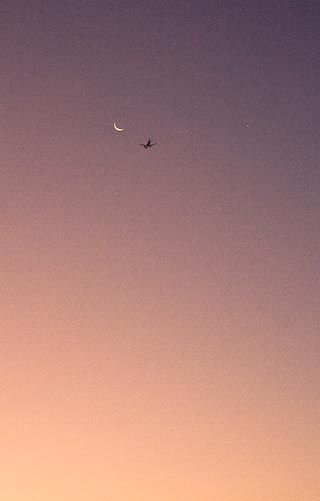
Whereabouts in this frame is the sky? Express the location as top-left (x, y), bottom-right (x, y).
top-left (1, 1), bottom-right (319, 500)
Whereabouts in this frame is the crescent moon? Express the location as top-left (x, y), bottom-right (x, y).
top-left (113, 122), bottom-right (124, 132)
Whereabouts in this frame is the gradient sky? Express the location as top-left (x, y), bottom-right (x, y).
top-left (1, 1), bottom-right (320, 500)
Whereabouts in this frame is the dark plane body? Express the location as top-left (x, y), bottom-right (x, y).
top-left (140, 138), bottom-right (156, 149)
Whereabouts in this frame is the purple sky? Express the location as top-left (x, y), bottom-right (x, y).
top-left (1, 1), bottom-right (320, 500)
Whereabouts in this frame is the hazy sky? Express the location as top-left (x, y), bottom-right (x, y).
top-left (1, 1), bottom-right (319, 500)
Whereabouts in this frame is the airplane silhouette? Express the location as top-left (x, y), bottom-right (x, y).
top-left (139, 138), bottom-right (156, 149)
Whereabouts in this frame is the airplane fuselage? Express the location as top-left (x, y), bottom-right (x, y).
top-left (140, 138), bottom-right (156, 149)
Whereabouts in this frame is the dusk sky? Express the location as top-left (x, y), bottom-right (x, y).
top-left (1, 1), bottom-right (319, 500)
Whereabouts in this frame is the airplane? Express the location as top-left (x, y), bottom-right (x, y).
top-left (139, 138), bottom-right (156, 149)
